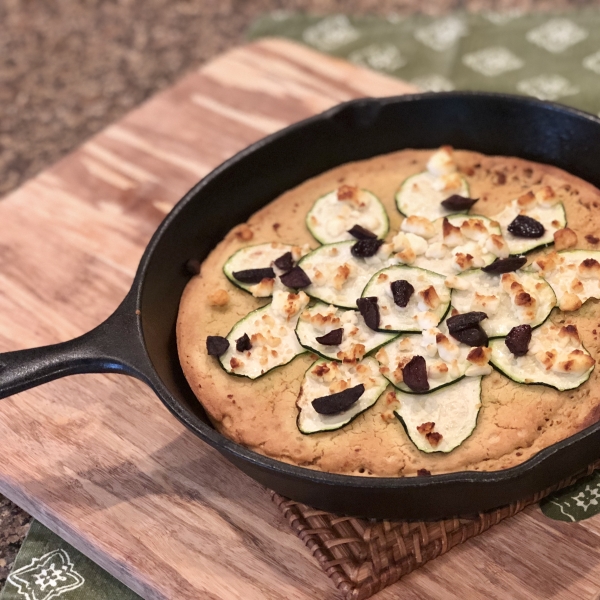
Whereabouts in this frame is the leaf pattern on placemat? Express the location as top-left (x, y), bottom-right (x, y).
top-left (540, 469), bottom-right (600, 522)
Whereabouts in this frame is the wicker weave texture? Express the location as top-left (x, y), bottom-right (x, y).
top-left (272, 460), bottom-right (600, 600)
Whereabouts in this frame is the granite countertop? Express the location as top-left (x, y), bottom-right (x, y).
top-left (1, 0), bottom-right (598, 588)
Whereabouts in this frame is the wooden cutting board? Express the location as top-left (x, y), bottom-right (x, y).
top-left (0, 38), bottom-right (599, 600)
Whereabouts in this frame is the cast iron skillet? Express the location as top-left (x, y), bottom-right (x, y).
top-left (1, 92), bottom-right (599, 520)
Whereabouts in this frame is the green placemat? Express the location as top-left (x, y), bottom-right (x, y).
top-left (1, 521), bottom-right (140, 600)
top-left (248, 10), bottom-right (600, 116)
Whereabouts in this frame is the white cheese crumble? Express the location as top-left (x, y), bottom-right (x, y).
top-left (299, 241), bottom-right (393, 308)
top-left (451, 270), bottom-right (556, 337)
top-left (375, 323), bottom-right (485, 393)
top-left (306, 185), bottom-right (389, 243)
top-left (296, 303), bottom-right (396, 361)
top-left (493, 187), bottom-right (566, 254)
top-left (396, 215), bottom-right (507, 276)
top-left (531, 250), bottom-right (600, 312)
top-left (362, 265), bottom-right (450, 332)
top-left (395, 148), bottom-right (470, 220)
top-left (219, 290), bottom-right (310, 379)
top-left (490, 322), bottom-right (595, 390)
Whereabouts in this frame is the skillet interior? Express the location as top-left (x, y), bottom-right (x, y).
top-left (135, 93), bottom-right (600, 519)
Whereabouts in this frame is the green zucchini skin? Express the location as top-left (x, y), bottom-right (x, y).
top-left (217, 302), bottom-right (307, 380)
top-left (488, 336), bottom-right (594, 391)
top-left (298, 241), bottom-right (386, 309)
top-left (395, 172), bottom-right (470, 218)
top-left (222, 242), bottom-right (295, 294)
top-left (393, 376), bottom-right (482, 453)
top-left (500, 203), bottom-right (567, 256)
top-left (294, 303), bottom-right (398, 361)
top-left (296, 389), bottom-right (387, 435)
top-left (361, 264), bottom-right (452, 333)
top-left (295, 358), bottom-right (389, 434)
top-left (306, 189), bottom-right (389, 244)
top-left (450, 269), bottom-right (557, 339)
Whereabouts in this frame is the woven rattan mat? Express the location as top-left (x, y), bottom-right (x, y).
top-left (272, 458), bottom-right (600, 600)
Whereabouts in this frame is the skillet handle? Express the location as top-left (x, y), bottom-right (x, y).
top-left (0, 291), bottom-right (153, 400)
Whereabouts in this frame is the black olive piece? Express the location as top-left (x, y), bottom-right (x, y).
top-left (402, 355), bottom-right (430, 393)
top-left (357, 297), bottom-right (380, 331)
top-left (206, 336), bottom-right (229, 356)
top-left (280, 266), bottom-right (311, 288)
top-left (274, 251), bottom-right (294, 271)
top-left (507, 215), bottom-right (545, 239)
top-left (348, 224), bottom-right (377, 240)
top-left (450, 325), bottom-right (489, 347)
top-left (482, 256), bottom-right (527, 274)
top-left (235, 333), bottom-right (252, 352)
top-left (185, 258), bottom-right (201, 275)
top-left (505, 324), bottom-right (532, 357)
top-left (312, 383), bottom-right (365, 415)
top-left (391, 280), bottom-right (415, 308)
top-left (315, 328), bottom-right (344, 346)
top-left (233, 268), bottom-right (275, 284)
top-left (441, 195), bottom-right (479, 212)
top-left (351, 239), bottom-right (384, 258)
top-left (446, 311), bottom-right (488, 333)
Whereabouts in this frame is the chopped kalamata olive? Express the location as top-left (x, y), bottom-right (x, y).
top-left (507, 215), bottom-right (545, 239)
top-left (312, 383), bottom-right (365, 415)
top-left (315, 328), bottom-right (344, 346)
top-left (233, 267), bottom-right (276, 284)
top-left (391, 279), bottom-right (415, 308)
top-left (206, 335), bottom-right (229, 356)
top-left (280, 266), bottom-right (311, 288)
top-left (505, 324), bottom-right (532, 357)
top-left (417, 468), bottom-right (432, 477)
top-left (185, 258), bottom-right (201, 275)
top-left (446, 311), bottom-right (488, 333)
top-left (402, 355), bottom-right (430, 393)
top-left (351, 239), bottom-right (384, 258)
top-left (274, 251), bottom-right (294, 271)
top-left (348, 224), bottom-right (377, 240)
top-left (357, 296), bottom-right (380, 331)
top-left (450, 325), bottom-right (489, 347)
top-left (482, 256), bottom-right (527, 274)
top-left (441, 194), bottom-right (478, 212)
top-left (235, 333), bottom-right (252, 352)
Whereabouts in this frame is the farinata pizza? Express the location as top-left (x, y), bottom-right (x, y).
top-left (176, 147), bottom-right (600, 477)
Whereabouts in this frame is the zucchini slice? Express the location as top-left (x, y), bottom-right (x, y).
top-left (298, 241), bottom-right (392, 308)
top-left (295, 302), bottom-right (397, 361)
top-left (375, 326), bottom-right (475, 393)
top-left (395, 171), bottom-right (470, 219)
top-left (362, 265), bottom-right (450, 332)
top-left (296, 357), bottom-right (388, 434)
top-left (530, 249), bottom-right (600, 312)
top-left (393, 376), bottom-right (482, 453)
top-left (489, 321), bottom-right (595, 391)
top-left (223, 242), bottom-right (310, 296)
top-left (408, 214), bottom-right (505, 276)
top-left (493, 197), bottom-right (566, 255)
top-left (450, 269), bottom-right (556, 337)
top-left (306, 188), bottom-right (389, 244)
top-left (218, 290), bottom-right (310, 379)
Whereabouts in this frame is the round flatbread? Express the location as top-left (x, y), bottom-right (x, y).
top-left (177, 148), bottom-right (600, 477)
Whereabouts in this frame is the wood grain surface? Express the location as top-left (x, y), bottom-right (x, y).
top-left (0, 38), bottom-right (599, 600)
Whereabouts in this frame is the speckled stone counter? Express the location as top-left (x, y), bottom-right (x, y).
top-left (1, 0), bottom-right (598, 588)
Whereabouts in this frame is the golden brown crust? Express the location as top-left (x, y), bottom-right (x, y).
top-left (177, 149), bottom-right (600, 477)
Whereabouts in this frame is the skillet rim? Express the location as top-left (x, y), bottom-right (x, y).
top-left (133, 90), bottom-right (600, 491)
